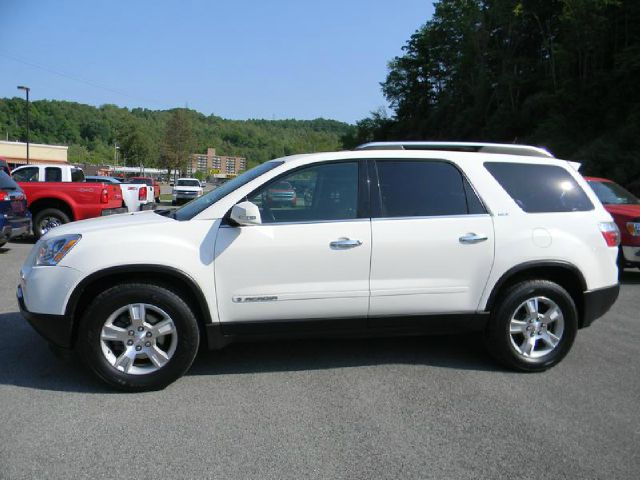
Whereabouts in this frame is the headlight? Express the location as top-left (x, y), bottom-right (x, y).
top-left (626, 222), bottom-right (640, 236)
top-left (35, 234), bottom-right (81, 266)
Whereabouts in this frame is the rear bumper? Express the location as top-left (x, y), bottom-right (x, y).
top-left (1, 224), bottom-right (11, 243)
top-left (581, 284), bottom-right (620, 328)
top-left (140, 202), bottom-right (157, 211)
top-left (101, 207), bottom-right (128, 216)
top-left (9, 216), bottom-right (31, 238)
top-left (17, 284), bottom-right (74, 348)
top-left (621, 246), bottom-right (640, 266)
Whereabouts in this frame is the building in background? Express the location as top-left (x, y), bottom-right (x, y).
top-left (0, 140), bottom-right (68, 168)
top-left (187, 148), bottom-right (246, 178)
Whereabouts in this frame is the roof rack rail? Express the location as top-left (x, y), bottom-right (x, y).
top-left (355, 141), bottom-right (555, 158)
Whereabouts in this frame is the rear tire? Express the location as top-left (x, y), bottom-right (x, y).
top-left (77, 283), bottom-right (200, 391)
top-left (33, 208), bottom-right (71, 239)
top-left (485, 280), bottom-right (578, 372)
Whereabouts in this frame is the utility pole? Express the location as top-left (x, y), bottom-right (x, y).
top-left (17, 86), bottom-right (30, 164)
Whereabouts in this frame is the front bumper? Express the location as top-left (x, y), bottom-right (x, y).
top-left (17, 284), bottom-right (74, 348)
top-left (101, 207), bottom-right (128, 216)
top-left (581, 284), bottom-right (620, 328)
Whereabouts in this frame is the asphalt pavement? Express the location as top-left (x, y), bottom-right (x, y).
top-left (1, 239), bottom-right (639, 479)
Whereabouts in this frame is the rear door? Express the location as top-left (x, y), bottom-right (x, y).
top-left (368, 159), bottom-right (494, 320)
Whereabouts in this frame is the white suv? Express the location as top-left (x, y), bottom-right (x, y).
top-left (17, 144), bottom-right (620, 391)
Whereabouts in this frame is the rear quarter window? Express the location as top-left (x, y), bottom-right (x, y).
top-left (485, 162), bottom-right (593, 213)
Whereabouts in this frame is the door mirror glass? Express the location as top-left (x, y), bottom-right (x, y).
top-left (230, 201), bottom-right (262, 226)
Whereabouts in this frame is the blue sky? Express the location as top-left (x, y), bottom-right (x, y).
top-left (0, 0), bottom-right (434, 123)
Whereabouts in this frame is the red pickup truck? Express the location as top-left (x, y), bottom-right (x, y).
top-left (11, 164), bottom-right (125, 238)
top-left (586, 176), bottom-right (640, 270)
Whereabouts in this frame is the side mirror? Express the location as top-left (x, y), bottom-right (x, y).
top-left (230, 201), bottom-right (262, 226)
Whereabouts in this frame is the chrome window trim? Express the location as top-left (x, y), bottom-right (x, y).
top-left (371, 213), bottom-right (492, 222)
top-left (220, 218), bottom-right (370, 228)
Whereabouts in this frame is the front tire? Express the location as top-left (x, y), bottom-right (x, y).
top-left (77, 283), bottom-right (200, 391)
top-left (485, 280), bottom-right (578, 372)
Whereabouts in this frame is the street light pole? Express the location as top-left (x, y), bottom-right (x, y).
top-left (17, 86), bottom-right (30, 165)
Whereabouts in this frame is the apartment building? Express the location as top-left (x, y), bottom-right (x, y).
top-left (188, 148), bottom-right (247, 177)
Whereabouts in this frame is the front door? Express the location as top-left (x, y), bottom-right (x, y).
top-left (214, 161), bottom-right (371, 327)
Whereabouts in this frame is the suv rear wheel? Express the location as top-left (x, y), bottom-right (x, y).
top-left (485, 280), bottom-right (578, 372)
top-left (77, 283), bottom-right (200, 391)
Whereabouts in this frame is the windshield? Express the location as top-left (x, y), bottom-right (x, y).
top-left (176, 179), bottom-right (201, 187)
top-left (588, 180), bottom-right (640, 205)
top-left (173, 161), bottom-right (283, 221)
top-left (0, 171), bottom-right (19, 189)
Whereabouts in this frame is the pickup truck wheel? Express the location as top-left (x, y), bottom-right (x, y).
top-left (77, 283), bottom-right (200, 391)
top-left (33, 208), bottom-right (70, 239)
top-left (484, 280), bottom-right (578, 372)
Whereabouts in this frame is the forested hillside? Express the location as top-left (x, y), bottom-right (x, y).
top-left (0, 98), bottom-right (353, 168)
top-left (349, 0), bottom-right (640, 184)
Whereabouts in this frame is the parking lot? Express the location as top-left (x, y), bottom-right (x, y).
top-left (0, 240), bottom-right (638, 479)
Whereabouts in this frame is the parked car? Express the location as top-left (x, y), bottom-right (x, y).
top-left (11, 164), bottom-right (125, 238)
top-left (0, 171), bottom-right (31, 247)
top-left (263, 180), bottom-right (297, 207)
top-left (18, 143), bottom-right (619, 391)
top-left (129, 177), bottom-right (161, 203)
top-left (0, 157), bottom-right (10, 175)
top-left (171, 178), bottom-right (203, 205)
top-left (85, 176), bottom-right (155, 213)
top-left (586, 176), bottom-right (640, 270)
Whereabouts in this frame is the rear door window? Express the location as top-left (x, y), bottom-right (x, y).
top-left (485, 162), bottom-right (593, 213)
top-left (374, 160), bottom-right (486, 217)
top-left (45, 167), bottom-right (62, 182)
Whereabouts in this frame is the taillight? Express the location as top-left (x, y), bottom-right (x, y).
top-left (599, 222), bottom-right (620, 247)
top-left (0, 191), bottom-right (9, 201)
top-left (138, 186), bottom-right (147, 201)
top-left (101, 188), bottom-right (108, 204)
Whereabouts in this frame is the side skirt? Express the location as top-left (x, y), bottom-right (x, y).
top-left (205, 313), bottom-right (489, 350)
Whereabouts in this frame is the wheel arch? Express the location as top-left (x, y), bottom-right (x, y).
top-left (29, 197), bottom-right (75, 221)
top-left (484, 261), bottom-right (588, 327)
top-left (65, 265), bottom-right (213, 346)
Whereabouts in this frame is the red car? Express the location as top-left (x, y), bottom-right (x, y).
top-left (129, 177), bottom-right (161, 203)
top-left (586, 177), bottom-right (640, 269)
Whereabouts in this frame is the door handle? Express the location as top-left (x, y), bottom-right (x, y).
top-left (330, 238), bottom-right (363, 249)
top-left (459, 233), bottom-right (488, 244)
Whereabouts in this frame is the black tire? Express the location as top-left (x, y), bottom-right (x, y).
top-left (484, 280), bottom-right (578, 372)
top-left (33, 208), bottom-right (71, 239)
top-left (77, 283), bottom-right (200, 391)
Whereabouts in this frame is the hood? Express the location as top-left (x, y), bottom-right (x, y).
top-left (44, 210), bottom-right (172, 237)
top-left (602, 203), bottom-right (640, 220)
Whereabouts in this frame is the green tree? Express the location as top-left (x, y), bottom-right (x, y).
top-left (161, 109), bottom-right (195, 180)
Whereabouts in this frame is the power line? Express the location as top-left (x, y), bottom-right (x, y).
top-left (0, 50), bottom-right (170, 109)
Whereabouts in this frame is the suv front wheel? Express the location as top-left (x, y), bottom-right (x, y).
top-left (77, 283), bottom-right (200, 391)
top-left (485, 280), bottom-right (578, 372)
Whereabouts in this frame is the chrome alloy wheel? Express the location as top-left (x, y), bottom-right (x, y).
top-left (509, 296), bottom-right (565, 359)
top-left (39, 216), bottom-right (62, 235)
top-left (100, 303), bottom-right (178, 375)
